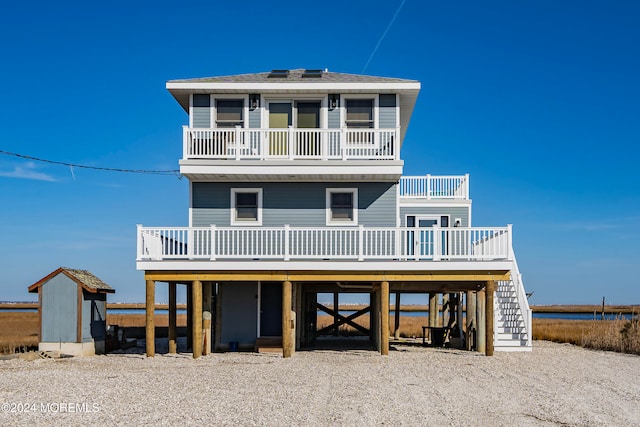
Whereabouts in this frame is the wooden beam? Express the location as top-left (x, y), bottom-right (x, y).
top-left (203, 282), bottom-right (213, 356)
top-left (486, 281), bottom-right (496, 356)
top-left (428, 293), bottom-right (437, 335)
top-left (144, 270), bottom-right (511, 283)
top-left (192, 280), bottom-right (202, 359)
top-left (145, 279), bottom-right (155, 357)
top-left (316, 304), bottom-right (371, 335)
top-left (186, 283), bottom-right (192, 350)
top-left (394, 292), bottom-right (401, 340)
top-left (381, 281), bottom-right (389, 355)
top-left (168, 282), bottom-right (177, 354)
top-left (282, 280), bottom-right (293, 358)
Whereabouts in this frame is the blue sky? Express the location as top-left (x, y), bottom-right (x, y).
top-left (1, 1), bottom-right (638, 305)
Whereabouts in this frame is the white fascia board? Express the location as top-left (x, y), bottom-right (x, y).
top-left (166, 81), bottom-right (421, 92)
top-left (137, 260), bottom-right (513, 272)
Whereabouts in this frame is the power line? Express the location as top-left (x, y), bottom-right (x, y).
top-left (0, 149), bottom-right (181, 178)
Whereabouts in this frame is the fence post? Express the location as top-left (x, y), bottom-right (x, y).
top-left (210, 225), bottom-right (216, 261)
top-left (322, 129), bottom-right (328, 160)
top-left (507, 224), bottom-right (513, 260)
top-left (183, 126), bottom-right (189, 159)
top-left (284, 224), bottom-right (290, 261)
top-left (433, 225), bottom-right (441, 261)
top-left (341, 128), bottom-right (347, 160)
top-left (464, 173), bottom-right (470, 199)
top-left (426, 174), bottom-right (432, 199)
top-left (187, 228), bottom-right (193, 258)
top-left (288, 126), bottom-right (294, 160)
top-left (136, 224), bottom-right (142, 260)
top-left (395, 127), bottom-right (400, 159)
top-left (234, 126), bottom-right (241, 160)
top-left (358, 225), bottom-right (364, 261)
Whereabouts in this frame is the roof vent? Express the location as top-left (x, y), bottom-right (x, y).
top-left (302, 69), bottom-right (323, 78)
top-left (268, 69), bottom-right (289, 78)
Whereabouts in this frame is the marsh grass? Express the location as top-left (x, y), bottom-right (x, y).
top-left (0, 312), bottom-right (39, 354)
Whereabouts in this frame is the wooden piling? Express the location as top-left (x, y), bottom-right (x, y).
top-left (333, 292), bottom-right (339, 336)
top-left (476, 288), bottom-right (486, 354)
top-left (442, 293), bottom-right (449, 327)
top-left (428, 293), bottom-right (437, 342)
top-left (186, 284), bottom-right (192, 350)
top-left (145, 280), bottom-right (155, 357)
top-left (282, 280), bottom-right (293, 358)
top-left (192, 280), bottom-right (202, 359)
top-left (394, 292), bottom-right (401, 340)
top-left (381, 281), bottom-right (389, 355)
top-left (203, 282), bottom-right (212, 355)
top-left (486, 281), bottom-right (495, 356)
top-left (168, 282), bottom-right (177, 354)
top-left (465, 290), bottom-right (476, 351)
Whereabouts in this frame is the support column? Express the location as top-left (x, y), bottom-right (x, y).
top-left (428, 293), bottom-right (437, 342)
top-left (145, 279), bottom-right (155, 357)
top-left (465, 290), bottom-right (476, 351)
top-left (442, 293), bottom-right (449, 328)
top-left (333, 292), bottom-right (339, 336)
top-left (486, 281), bottom-right (496, 356)
top-left (282, 281), bottom-right (293, 358)
top-left (186, 284), bottom-right (192, 350)
top-left (476, 288), bottom-right (486, 354)
top-left (168, 282), bottom-right (177, 354)
top-left (203, 282), bottom-right (213, 355)
top-left (192, 280), bottom-right (203, 359)
top-left (394, 292), bottom-right (401, 340)
top-left (380, 281), bottom-right (389, 355)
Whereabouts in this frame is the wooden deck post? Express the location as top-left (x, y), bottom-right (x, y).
top-left (394, 292), bottom-right (401, 340)
top-left (486, 281), bottom-right (496, 356)
top-left (203, 282), bottom-right (213, 355)
top-left (145, 279), bottom-right (155, 357)
top-left (428, 293), bottom-right (437, 342)
top-left (186, 284), bottom-right (192, 350)
top-left (476, 288), bottom-right (486, 354)
top-left (168, 282), bottom-right (177, 354)
top-left (465, 290), bottom-right (476, 351)
top-left (192, 280), bottom-right (203, 359)
top-left (333, 292), bottom-right (339, 336)
top-left (381, 281), bottom-right (389, 355)
top-left (442, 293), bottom-right (449, 328)
top-left (282, 280), bottom-right (293, 358)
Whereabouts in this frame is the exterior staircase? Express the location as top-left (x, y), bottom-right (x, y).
top-left (494, 258), bottom-right (532, 351)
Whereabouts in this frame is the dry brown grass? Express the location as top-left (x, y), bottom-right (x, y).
top-left (533, 317), bottom-right (640, 355)
top-left (0, 312), bottom-right (39, 354)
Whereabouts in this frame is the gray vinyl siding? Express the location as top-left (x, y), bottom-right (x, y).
top-left (379, 94), bottom-right (396, 128)
top-left (220, 282), bottom-right (257, 345)
top-left (41, 274), bottom-right (77, 343)
top-left (82, 292), bottom-right (107, 342)
top-left (249, 106), bottom-right (261, 128)
top-left (400, 206), bottom-right (470, 227)
top-left (192, 182), bottom-right (397, 227)
top-left (192, 94), bottom-right (211, 128)
top-left (328, 96), bottom-right (341, 128)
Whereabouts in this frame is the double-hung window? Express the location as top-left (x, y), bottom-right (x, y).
top-left (231, 188), bottom-right (262, 225)
top-left (216, 99), bottom-right (244, 128)
top-left (345, 99), bottom-right (374, 128)
top-left (326, 188), bottom-right (358, 225)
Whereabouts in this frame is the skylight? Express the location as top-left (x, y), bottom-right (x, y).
top-left (268, 70), bottom-right (289, 78)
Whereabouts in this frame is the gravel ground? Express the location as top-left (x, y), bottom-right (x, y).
top-left (1, 340), bottom-right (639, 426)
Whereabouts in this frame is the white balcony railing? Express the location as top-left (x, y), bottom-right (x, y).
top-left (137, 225), bottom-right (512, 262)
top-left (183, 126), bottom-right (399, 160)
top-left (399, 174), bottom-right (469, 200)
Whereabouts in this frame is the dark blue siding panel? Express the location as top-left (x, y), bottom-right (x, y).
top-left (220, 282), bottom-right (257, 345)
top-left (41, 274), bottom-right (77, 343)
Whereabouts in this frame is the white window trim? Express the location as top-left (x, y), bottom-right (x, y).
top-left (326, 188), bottom-right (358, 226)
top-left (231, 188), bottom-right (263, 226)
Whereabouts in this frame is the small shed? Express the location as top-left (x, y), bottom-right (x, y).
top-left (28, 267), bottom-right (115, 356)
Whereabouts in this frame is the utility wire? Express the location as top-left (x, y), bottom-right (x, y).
top-left (0, 149), bottom-right (181, 178)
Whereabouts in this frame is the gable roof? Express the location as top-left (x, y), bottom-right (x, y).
top-left (28, 267), bottom-right (115, 294)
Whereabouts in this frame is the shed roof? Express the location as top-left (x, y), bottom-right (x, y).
top-left (28, 267), bottom-right (115, 294)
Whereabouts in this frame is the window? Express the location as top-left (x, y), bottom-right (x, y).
top-left (326, 188), bottom-right (358, 225)
top-left (231, 188), bottom-right (262, 225)
top-left (345, 99), bottom-right (374, 128)
top-left (216, 99), bottom-right (244, 128)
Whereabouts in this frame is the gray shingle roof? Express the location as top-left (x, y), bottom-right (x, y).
top-left (168, 69), bottom-right (418, 84)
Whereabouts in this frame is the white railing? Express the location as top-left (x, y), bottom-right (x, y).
top-left (137, 225), bottom-right (512, 262)
top-left (508, 254), bottom-right (532, 346)
top-left (399, 174), bottom-right (469, 199)
top-left (183, 126), bottom-right (399, 161)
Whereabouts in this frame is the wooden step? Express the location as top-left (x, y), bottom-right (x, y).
top-left (255, 337), bottom-right (283, 354)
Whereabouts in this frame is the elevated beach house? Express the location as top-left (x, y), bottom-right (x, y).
top-left (137, 69), bottom-right (532, 358)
